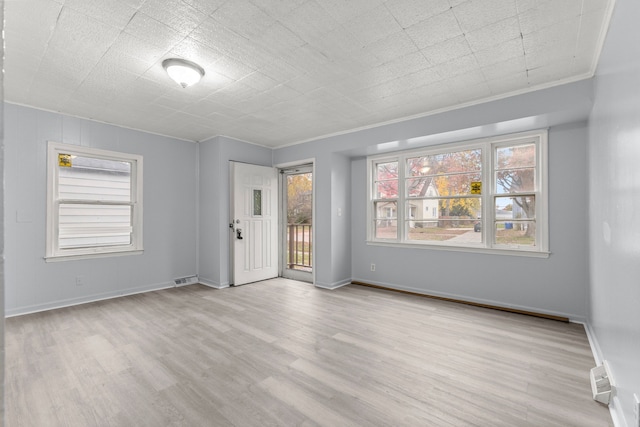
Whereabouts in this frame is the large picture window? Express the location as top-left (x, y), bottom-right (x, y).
top-left (367, 130), bottom-right (548, 256)
top-left (46, 142), bottom-right (143, 260)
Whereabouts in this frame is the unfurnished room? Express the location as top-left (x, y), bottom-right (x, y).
top-left (1, 0), bottom-right (639, 426)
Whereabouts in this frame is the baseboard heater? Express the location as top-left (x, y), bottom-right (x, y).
top-left (350, 281), bottom-right (569, 322)
top-left (174, 276), bottom-right (199, 286)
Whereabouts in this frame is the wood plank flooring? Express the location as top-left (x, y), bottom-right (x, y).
top-left (5, 278), bottom-right (612, 426)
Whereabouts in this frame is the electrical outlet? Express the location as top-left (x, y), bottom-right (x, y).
top-left (370, 263), bottom-right (376, 272)
top-left (75, 276), bottom-right (84, 286)
top-left (634, 393), bottom-right (640, 427)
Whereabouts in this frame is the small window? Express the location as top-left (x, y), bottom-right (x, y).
top-left (372, 161), bottom-right (398, 240)
top-left (253, 189), bottom-right (262, 216)
top-left (367, 130), bottom-right (548, 256)
top-left (46, 142), bottom-right (143, 260)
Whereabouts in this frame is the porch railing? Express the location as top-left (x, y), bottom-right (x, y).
top-left (288, 224), bottom-right (312, 270)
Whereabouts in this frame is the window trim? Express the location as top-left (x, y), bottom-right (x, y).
top-left (46, 141), bottom-right (144, 261)
top-left (366, 130), bottom-right (549, 257)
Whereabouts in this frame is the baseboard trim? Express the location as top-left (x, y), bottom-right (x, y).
top-left (5, 281), bottom-right (174, 317)
top-left (315, 279), bottom-right (350, 290)
top-left (350, 280), bottom-right (570, 322)
top-left (198, 278), bottom-right (230, 289)
top-left (583, 322), bottom-right (604, 365)
top-left (608, 395), bottom-right (625, 427)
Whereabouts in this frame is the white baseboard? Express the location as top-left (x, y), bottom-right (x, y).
top-left (350, 277), bottom-right (583, 322)
top-left (608, 395), bottom-right (626, 427)
top-left (5, 281), bottom-right (174, 317)
top-left (198, 278), bottom-right (230, 289)
top-left (315, 279), bottom-right (350, 290)
top-left (583, 322), bottom-right (604, 365)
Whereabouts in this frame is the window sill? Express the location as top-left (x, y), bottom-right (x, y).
top-left (45, 249), bottom-right (144, 262)
top-left (366, 240), bottom-right (550, 258)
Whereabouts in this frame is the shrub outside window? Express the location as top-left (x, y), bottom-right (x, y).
top-left (367, 130), bottom-right (548, 256)
top-left (46, 142), bottom-right (143, 260)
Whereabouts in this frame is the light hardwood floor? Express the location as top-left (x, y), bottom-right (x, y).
top-left (6, 279), bottom-right (612, 426)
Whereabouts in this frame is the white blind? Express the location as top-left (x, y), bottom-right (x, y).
top-left (58, 156), bottom-right (133, 249)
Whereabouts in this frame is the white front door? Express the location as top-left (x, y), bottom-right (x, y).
top-left (230, 161), bottom-right (278, 286)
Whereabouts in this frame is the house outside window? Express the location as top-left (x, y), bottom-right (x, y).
top-left (46, 142), bottom-right (143, 261)
top-left (372, 161), bottom-right (398, 239)
top-left (367, 130), bottom-right (548, 257)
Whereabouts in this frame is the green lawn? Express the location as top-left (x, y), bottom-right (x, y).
top-left (377, 226), bottom-right (472, 241)
top-left (408, 227), bottom-right (469, 241)
top-left (496, 229), bottom-right (535, 245)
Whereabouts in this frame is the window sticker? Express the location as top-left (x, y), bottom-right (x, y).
top-left (470, 181), bottom-right (482, 194)
top-left (58, 154), bottom-right (72, 167)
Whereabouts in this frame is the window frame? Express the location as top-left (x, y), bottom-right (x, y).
top-left (367, 130), bottom-right (549, 257)
top-left (46, 141), bottom-right (144, 261)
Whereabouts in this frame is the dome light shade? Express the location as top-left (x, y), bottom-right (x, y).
top-left (162, 58), bottom-right (205, 88)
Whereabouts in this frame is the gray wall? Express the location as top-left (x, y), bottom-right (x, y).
top-left (276, 81), bottom-right (593, 319)
top-left (5, 82), bottom-right (597, 320)
top-left (198, 135), bottom-right (272, 287)
top-left (588, 0), bottom-right (640, 425)
top-left (330, 153), bottom-right (352, 286)
top-left (4, 104), bottom-right (198, 315)
top-left (351, 122), bottom-right (589, 319)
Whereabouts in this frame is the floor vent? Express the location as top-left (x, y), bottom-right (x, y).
top-left (174, 276), bottom-right (199, 287)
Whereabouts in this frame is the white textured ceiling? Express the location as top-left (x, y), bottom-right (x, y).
top-left (5, 0), bottom-right (613, 147)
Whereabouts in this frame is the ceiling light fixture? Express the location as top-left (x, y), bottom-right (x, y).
top-left (162, 58), bottom-right (205, 88)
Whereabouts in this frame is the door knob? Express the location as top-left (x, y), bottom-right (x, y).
top-left (236, 228), bottom-right (243, 240)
